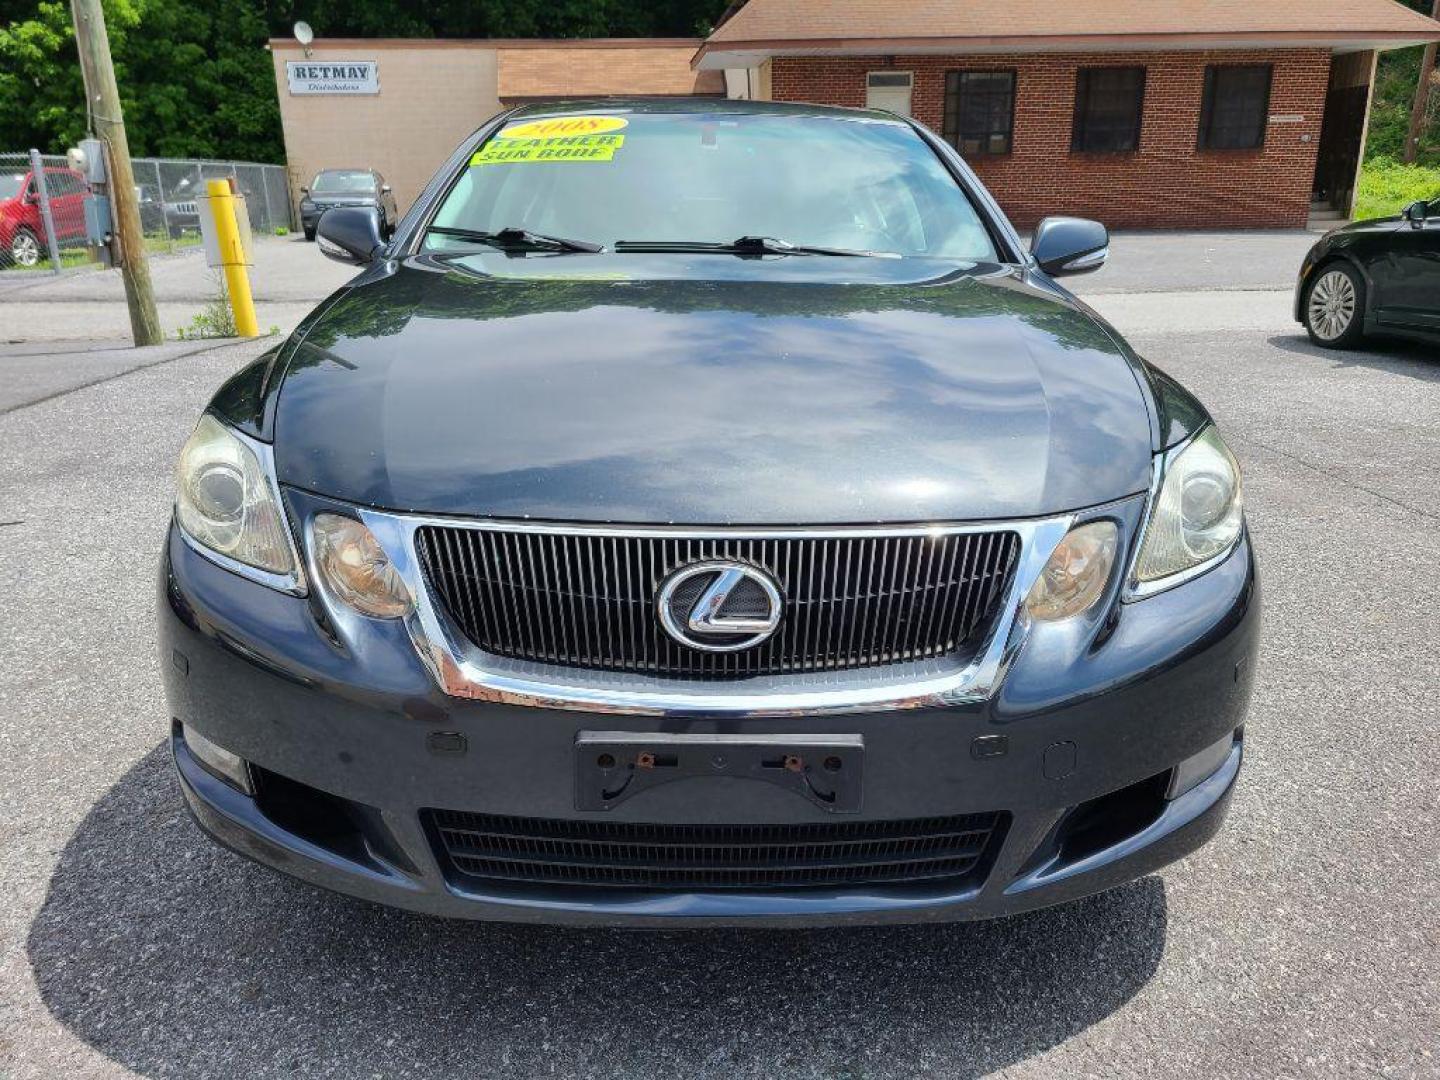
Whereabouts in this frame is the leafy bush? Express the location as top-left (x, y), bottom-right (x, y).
top-left (274, 226), bottom-right (289, 237)
top-left (174, 273), bottom-right (237, 340)
top-left (1354, 156), bottom-right (1440, 221)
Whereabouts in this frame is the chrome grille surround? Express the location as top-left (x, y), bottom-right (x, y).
top-left (414, 528), bottom-right (1022, 679)
top-left (322, 512), bottom-right (1077, 717)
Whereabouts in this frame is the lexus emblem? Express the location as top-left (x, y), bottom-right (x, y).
top-left (656, 562), bottom-right (783, 652)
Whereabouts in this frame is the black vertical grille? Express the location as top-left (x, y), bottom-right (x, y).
top-left (414, 527), bottom-right (1021, 680)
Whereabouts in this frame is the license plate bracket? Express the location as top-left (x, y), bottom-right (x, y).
top-left (575, 731), bottom-right (864, 813)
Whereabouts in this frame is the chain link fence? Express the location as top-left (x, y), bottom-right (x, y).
top-left (1, 151), bottom-right (293, 273)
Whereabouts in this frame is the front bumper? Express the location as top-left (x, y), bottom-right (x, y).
top-left (159, 518), bottom-right (1259, 927)
top-left (301, 204), bottom-right (378, 230)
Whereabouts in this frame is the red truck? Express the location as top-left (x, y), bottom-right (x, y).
top-left (0, 166), bottom-right (87, 267)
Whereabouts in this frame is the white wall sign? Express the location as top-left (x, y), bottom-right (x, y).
top-left (286, 61), bottom-right (379, 95)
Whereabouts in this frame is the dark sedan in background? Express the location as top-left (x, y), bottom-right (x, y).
top-left (159, 100), bottom-right (1258, 927)
top-left (1298, 194), bottom-right (1440, 348)
top-left (299, 168), bottom-right (397, 242)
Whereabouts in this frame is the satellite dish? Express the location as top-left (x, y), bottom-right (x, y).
top-left (293, 21), bottom-right (314, 46)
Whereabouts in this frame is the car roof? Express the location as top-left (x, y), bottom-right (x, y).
top-left (504, 97), bottom-right (906, 125)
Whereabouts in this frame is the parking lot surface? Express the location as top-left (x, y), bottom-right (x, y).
top-left (1, 234), bottom-right (1437, 1078)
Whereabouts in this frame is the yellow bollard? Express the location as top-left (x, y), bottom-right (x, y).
top-left (205, 179), bottom-right (259, 337)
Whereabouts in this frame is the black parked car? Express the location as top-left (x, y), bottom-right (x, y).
top-left (1297, 195), bottom-right (1440, 348)
top-left (160, 100), bottom-right (1258, 927)
top-left (299, 168), bottom-right (397, 242)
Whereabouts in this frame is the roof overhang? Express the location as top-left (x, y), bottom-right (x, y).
top-left (270, 37), bottom-right (707, 50)
top-left (694, 30), bottom-right (1440, 69)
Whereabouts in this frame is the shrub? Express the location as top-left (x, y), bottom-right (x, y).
top-left (1353, 156), bottom-right (1440, 221)
top-left (174, 273), bottom-right (238, 339)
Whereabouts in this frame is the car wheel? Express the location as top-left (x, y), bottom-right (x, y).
top-left (10, 227), bottom-right (41, 268)
top-left (1304, 263), bottom-right (1365, 348)
top-left (304, 225), bottom-right (316, 242)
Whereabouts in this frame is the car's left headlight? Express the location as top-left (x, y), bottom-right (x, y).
top-left (1132, 425), bottom-right (1243, 588)
top-left (175, 413), bottom-right (301, 586)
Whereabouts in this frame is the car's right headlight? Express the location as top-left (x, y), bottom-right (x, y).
top-left (175, 413), bottom-right (301, 586)
top-left (1132, 425), bottom-right (1243, 588)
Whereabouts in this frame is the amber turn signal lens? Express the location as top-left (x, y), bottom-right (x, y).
top-left (312, 513), bottom-right (413, 619)
top-left (1025, 521), bottom-right (1119, 622)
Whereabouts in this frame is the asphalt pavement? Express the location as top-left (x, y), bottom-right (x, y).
top-left (1, 233), bottom-right (1438, 1079)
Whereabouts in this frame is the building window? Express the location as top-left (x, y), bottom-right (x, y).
top-left (1199, 64), bottom-right (1273, 150)
top-left (1072, 67), bottom-right (1146, 152)
top-left (866, 71), bottom-right (914, 117)
top-left (943, 71), bottom-right (1016, 156)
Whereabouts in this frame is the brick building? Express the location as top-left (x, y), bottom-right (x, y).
top-left (694, 0), bottom-right (1440, 228)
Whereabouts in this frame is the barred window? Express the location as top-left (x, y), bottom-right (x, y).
top-left (942, 71), bottom-right (1016, 156)
top-left (1199, 65), bottom-right (1272, 150)
top-left (1072, 67), bottom-right (1146, 153)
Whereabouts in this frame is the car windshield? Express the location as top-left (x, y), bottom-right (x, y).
top-left (0, 173), bottom-right (26, 200)
top-left (423, 110), bottom-right (1000, 260)
top-left (313, 170), bottom-right (376, 193)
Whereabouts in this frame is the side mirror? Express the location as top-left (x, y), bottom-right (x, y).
top-left (316, 206), bottom-right (385, 265)
top-left (1031, 216), bottom-right (1109, 277)
top-left (1402, 200), bottom-right (1428, 224)
top-left (380, 183), bottom-right (391, 195)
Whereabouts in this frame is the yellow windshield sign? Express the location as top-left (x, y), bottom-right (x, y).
top-left (471, 115), bottom-right (629, 165)
top-left (500, 116), bottom-right (628, 140)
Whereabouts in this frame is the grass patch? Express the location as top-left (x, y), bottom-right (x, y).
top-left (145, 232), bottom-right (203, 254)
top-left (1354, 156), bottom-right (1440, 221)
top-left (1, 231), bottom-right (202, 274)
top-left (0, 246), bottom-right (91, 273)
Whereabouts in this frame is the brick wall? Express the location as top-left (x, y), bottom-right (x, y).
top-left (498, 43), bottom-right (724, 98)
top-left (770, 50), bottom-right (1333, 229)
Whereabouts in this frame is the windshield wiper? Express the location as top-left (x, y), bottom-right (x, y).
top-left (613, 235), bottom-right (898, 258)
top-left (427, 226), bottom-right (603, 253)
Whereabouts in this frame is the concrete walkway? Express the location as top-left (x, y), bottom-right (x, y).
top-left (0, 236), bottom-right (357, 343)
top-left (1066, 229), bottom-right (1315, 296)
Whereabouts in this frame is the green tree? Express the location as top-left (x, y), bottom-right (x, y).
top-left (1367, 0), bottom-right (1440, 164)
top-left (0, 0), bottom-right (731, 163)
top-left (0, 0), bottom-right (140, 152)
top-left (0, 0), bottom-right (279, 160)
top-left (120, 1), bottom-right (280, 160)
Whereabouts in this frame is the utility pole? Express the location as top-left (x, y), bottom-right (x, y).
top-left (70, 0), bottom-right (162, 346)
top-left (1403, 0), bottom-right (1440, 164)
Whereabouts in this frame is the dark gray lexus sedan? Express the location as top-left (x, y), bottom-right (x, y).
top-left (159, 100), bottom-right (1258, 926)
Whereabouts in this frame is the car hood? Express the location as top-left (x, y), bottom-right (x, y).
top-left (272, 254), bottom-right (1155, 524)
top-left (305, 193), bottom-right (379, 205)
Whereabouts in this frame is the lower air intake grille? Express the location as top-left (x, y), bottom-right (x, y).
top-left (426, 810), bottom-right (1007, 891)
top-left (414, 527), bottom-right (1021, 679)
